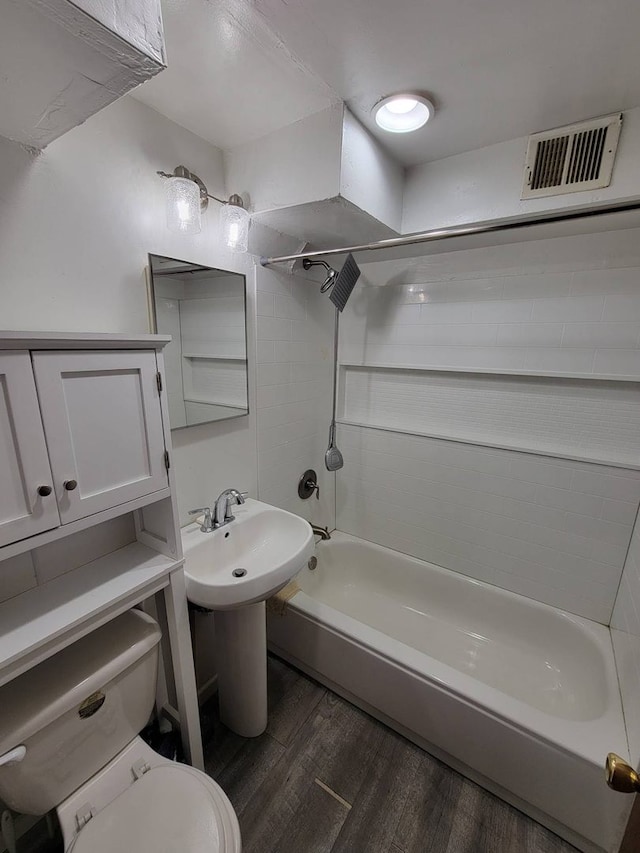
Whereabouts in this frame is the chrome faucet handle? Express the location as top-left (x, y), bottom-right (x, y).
top-left (188, 507), bottom-right (213, 533)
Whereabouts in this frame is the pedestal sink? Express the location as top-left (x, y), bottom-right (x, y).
top-left (181, 498), bottom-right (315, 737)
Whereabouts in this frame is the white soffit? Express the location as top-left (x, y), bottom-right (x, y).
top-left (253, 196), bottom-right (398, 251)
top-left (133, 0), bottom-right (338, 150)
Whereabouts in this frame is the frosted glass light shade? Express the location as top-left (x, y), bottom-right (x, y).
top-left (166, 176), bottom-right (201, 234)
top-left (220, 202), bottom-right (250, 253)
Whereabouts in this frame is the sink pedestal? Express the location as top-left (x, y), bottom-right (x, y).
top-left (215, 602), bottom-right (267, 737)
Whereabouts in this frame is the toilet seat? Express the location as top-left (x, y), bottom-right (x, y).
top-left (67, 763), bottom-right (240, 853)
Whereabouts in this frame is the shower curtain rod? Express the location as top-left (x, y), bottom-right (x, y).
top-left (259, 198), bottom-right (640, 267)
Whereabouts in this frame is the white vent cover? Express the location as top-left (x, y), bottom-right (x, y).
top-left (522, 113), bottom-right (622, 199)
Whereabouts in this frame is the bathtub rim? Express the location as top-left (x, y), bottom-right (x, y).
top-left (287, 531), bottom-right (628, 769)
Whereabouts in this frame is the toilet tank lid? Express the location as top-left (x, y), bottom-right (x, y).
top-left (0, 610), bottom-right (161, 754)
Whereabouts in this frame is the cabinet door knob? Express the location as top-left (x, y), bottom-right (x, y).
top-left (37, 485), bottom-right (52, 497)
top-left (64, 479), bottom-right (78, 491)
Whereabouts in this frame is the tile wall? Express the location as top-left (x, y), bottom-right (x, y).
top-left (336, 227), bottom-right (640, 620)
top-left (337, 425), bottom-right (640, 622)
top-left (341, 368), bottom-right (640, 466)
top-left (341, 229), bottom-right (640, 376)
top-left (255, 266), bottom-right (336, 529)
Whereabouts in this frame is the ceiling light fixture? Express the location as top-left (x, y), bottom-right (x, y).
top-left (157, 166), bottom-right (250, 253)
top-left (373, 94), bottom-right (435, 133)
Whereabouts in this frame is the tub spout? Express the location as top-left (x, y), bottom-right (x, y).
top-left (311, 524), bottom-right (331, 540)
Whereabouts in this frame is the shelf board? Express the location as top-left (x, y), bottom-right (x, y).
top-left (0, 488), bottom-right (172, 563)
top-left (0, 542), bottom-right (182, 686)
top-left (183, 398), bottom-right (247, 409)
top-left (337, 418), bottom-right (640, 471)
top-left (0, 332), bottom-right (171, 351)
top-left (340, 362), bottom-right (640, 384)
top-left (182, 354), bottom-right (246, 361)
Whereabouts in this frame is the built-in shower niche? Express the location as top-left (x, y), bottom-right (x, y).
top-left (338, 364), bottom-right (640, 467)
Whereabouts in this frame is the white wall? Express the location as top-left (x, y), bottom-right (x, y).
top-left (225, 105), bottom-right (343, 212)
top-left (0, 94), bottom-right (258, 522)
top-left (255, 266), bottom-right (336, 529)
top-left (340, 108), bottom-right (404, 232)
top-left (403, 106), bottom-right (640, 234)
top-left (336, 228), bottom-right (640, 621)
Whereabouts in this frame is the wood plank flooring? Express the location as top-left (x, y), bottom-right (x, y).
top-left (202, 655), bottom-right (579, 853)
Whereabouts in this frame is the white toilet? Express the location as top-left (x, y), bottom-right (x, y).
top-left (0, 610), bottom-right (241, 852)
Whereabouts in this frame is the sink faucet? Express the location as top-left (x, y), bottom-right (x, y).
top-left (213, 488), bottom-right (247, 529)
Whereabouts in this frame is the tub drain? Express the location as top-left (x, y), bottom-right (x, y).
top-left (232, 568), bottom-right (247, 578)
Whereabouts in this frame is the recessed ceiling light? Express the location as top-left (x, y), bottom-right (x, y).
top-left (373, 94), bottom-right (435, 133)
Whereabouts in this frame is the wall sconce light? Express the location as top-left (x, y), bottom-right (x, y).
top-left (157, 166), bottom-right (250, 253)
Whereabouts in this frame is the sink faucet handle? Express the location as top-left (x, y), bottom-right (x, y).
top-left (188, 507), bottom-right (213, 533)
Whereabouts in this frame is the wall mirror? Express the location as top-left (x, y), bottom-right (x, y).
top-left (147, 254), bottom-right (248, 429)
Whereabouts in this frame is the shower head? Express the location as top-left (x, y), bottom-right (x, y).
top-left (302, 254), bottom-right (361, 311)
top-left (329, 254), bottom-right (360, 312)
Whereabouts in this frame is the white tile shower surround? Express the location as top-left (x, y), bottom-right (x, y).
top-left (342, 231), bottom-right (640, 378)
top-left (255, 266), bottom-right (336, 529)
top-left (340, 367), bottom-right (640, 468)
top-left (330, 229), bottom-right (640, 618)
top-left (340, 368), bottom-right (640, 467)
top-left (611, 518), bottom-right (640, 765)
top-left (335, 424), bottom-right (640, 624)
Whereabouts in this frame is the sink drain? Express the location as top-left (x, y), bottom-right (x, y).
top-left (232, 568), bottom-right (247, 578)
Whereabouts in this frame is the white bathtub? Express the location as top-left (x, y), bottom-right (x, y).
top-left (267, 532), bottom-right (631, 853)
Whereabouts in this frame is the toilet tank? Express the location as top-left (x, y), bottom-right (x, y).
top-left (0, 609), bottom-right (161, 815)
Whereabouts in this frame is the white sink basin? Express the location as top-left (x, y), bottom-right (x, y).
top-left (181, 498), bottom-right (315, 610)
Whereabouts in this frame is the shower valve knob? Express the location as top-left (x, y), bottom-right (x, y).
top-left (298, 469), bottom-right (319, 500)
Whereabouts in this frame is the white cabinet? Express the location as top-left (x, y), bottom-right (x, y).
top-left (0, 342), bottom-right (169, 550)
top-left (0, 352), bottom-right (61, 547)
top-left (33, 350), bottom-right (168, 523)
top-left (0, 333), bottom-right (204, 772)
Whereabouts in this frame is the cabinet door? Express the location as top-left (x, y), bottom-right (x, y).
top-left (32, 350), bottom-right (168, 523)
top-left (0, 352), bottom-right (60, 547)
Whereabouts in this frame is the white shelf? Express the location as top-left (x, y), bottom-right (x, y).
top-left (184, 398), bottom-right (247, 409)
top-left (0, 332), bottom-right (171, 351)
top-left (0, 488), bottom-right (172, 563)
top-left (182, 353), bottom-right (246, 361)
top-left (340, 362), bottom-right (640, 383)
top-left (0, 542), bottom-right (182, 686)
top-left (338, 419), bottom-right (640, 471)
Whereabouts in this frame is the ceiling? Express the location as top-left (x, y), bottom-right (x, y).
top-left (135, 0), bottom-right (640, 167)
top-left (134, 0), bottom-right (337, 149)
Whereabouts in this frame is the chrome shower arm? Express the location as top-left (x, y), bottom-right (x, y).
top-left (302, 258), bottom-right (337, 292)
